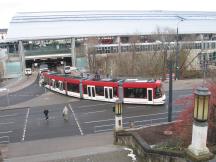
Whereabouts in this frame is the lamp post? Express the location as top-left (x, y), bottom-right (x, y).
top-left (168, 60), bottom-right (173, 122)
top-left (114, 99), bottom-right (123, 131)
top-left (175, 19), bottom-right (184, 80)
top-left (187, 87), bottom-right (214, 161)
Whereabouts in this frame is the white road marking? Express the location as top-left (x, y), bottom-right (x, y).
top-left (85, 110), bottom-right (181, 124)
top-left (83, 110), bottom-right (106, 115)
top-left (0, 136), bottom-right (10, 144)
top-left (0, 114), bottom-right (18, 118)
top-left (0, 131), bottom-right (13, 134)
top-left (84, 118), bottom-right (114, 124)
top-left (0, 122), bottom-right (14, 125)
top-left (127, 106), bottom-right (146, 109)
top-left (78, 103), bottom-right (112, 108)
top-left (95, 123), bottom-right (115, 128)
top-left (68, 104), bottom-right (84, 135)
top-left (94, 128), bottom-right (113, 133)
top-left (22, 108), bottom-right (30, 142)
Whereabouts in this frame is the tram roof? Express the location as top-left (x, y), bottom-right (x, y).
top-left (6, 10), bottom-right (216, 41)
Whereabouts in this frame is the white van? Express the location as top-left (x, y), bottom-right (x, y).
top-left (64, 66), bottom-right (71, 74)
top-left (25, 68), bottom-right (32, 75)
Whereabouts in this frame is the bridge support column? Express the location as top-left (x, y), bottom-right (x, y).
top-left (71, 38), bottom-right (76, 67)
top-left (18, 41), bottom-right (25, 76)
top-left (117, 36), bottom-right (121, 54)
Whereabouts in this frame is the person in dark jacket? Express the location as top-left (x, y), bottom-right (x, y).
top-left (43, 109), bottom-right (49, 120)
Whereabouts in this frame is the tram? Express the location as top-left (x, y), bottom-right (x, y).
top-left (40, 72), bottom-right (166, 105)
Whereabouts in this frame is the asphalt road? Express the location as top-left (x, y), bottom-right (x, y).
top-left (0, 90), bottom-right (192, 144)
top-left (0, 81), bottom-right (193, 144)
top-left (0, 79), bottom-right (44, 107)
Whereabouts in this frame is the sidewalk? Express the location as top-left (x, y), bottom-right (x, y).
top-left (4, 132), bottom-right (133, 162)
top-left (163, 78), bottom-right (203, 91)
top-left (0, 72), bottom-right (38, 94)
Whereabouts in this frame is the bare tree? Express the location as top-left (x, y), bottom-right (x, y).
top-left (85, 37), bottom-right (98, 73)
top-left (129, 35), bottom-right (140, 76)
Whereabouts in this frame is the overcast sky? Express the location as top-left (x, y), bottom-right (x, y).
top-left (0, 0), bottom-right (216, 28)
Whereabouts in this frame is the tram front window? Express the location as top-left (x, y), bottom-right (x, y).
top-left (155, 87), bottom-right (162, 98)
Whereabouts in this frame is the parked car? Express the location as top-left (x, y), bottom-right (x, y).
top-left (25, 68), bottom-right (32, 75)
top-left (39, 64), bottom-right (49, 74)
top-left (64, 66), bottom-right (71, 74)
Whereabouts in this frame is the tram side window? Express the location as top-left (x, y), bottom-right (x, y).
top-left (49, 79), bottom-right (52, 86)
top-left (63, 82), bottom-right (66, 90)
top-left (95, 86), bottom-right (104, 96)
top-left (59, 82), bottom-right (63, 91)
top-left (52, 80), bottom-right (56, 88)
top-left (113, 87), bottom-right (117, 97)
top-left (67, 83), bottom-right (80, 93)
top-left (55, 81), bottom-right (59, 88)
top-left (83, 85), bottom-right (87, 94)
top-left (44, 77), bottom-right (48, 85)
top-left (124, 88), bottom-right (147, 98)
top-left (155, 87), bottom-right (162, 98)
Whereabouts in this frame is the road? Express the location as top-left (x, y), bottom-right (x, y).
top-left (0, 81), bottom-right (193, 144)
top-left (0, 79), bottom-right (44, 107)
top-left (0, 92), bottom-right (192, 143)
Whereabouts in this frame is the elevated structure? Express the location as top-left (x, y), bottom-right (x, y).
top-left (4, 11), bottom-right (216, 76)
top-left (6, 11), bottom-right (216, 41)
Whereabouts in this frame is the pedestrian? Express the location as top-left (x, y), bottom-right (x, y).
top-left (43, 109), bottom-right (49, 120)
top-left (62, 106), bottom-right (69, 121)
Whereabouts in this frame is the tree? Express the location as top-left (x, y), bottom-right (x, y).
top-left (167, 80), bottom-right (216, 147)
top-left (85, 37), bottom-right (98, 73)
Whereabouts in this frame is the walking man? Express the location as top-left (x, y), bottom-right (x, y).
top-left (43, 109), bottom-right (49, 120)
top-left (62, 106), bottom-right (69, 121)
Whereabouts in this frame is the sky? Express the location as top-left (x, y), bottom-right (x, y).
top-left (0, 0), bottom-right (216, 28)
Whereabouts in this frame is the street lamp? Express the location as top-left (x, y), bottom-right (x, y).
top-left (113, 99), bottom-right (123, 131)
top-left (193, 87), bottom-right (210, 122)
top-left (187, 86), bottom-right (214, 160)
top-left (168, 60), bottom-right (173, 122)
top-left (175, 19), bottom-right (184, 80)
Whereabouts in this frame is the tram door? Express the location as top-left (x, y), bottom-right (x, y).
top-left (147, 88), bottom-right (153, 104)
top-left (87, 86), bottom-right (96, 99)
top-left (104, 87), bottom-right (113, 101)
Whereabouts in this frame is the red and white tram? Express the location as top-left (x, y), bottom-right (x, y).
top-left (40, 72), bottom-right (166, 105)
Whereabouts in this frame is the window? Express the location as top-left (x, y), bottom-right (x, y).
top-left (155, 87), bottom-right (162, 98)
top-left (209, 53), bottom-right (213, 61)
top-left (213, 52), bottom-right (216, 61)
top-left (83, 85), bottom-right (87, 94)
top-left (44, 77), bottom-right (49, 85)
top-left (55, 81), bottom-right (59, 88)
top-left (59, 82), bottom-right (63, 91)
top-left (124, 88), bottom-right (147, 98)
top-left (113, 87), bottom-right (117, 97)
top-left (95, 86), bottom-right (104, 96)
top-left (67, 83), bottom-right (79, 93)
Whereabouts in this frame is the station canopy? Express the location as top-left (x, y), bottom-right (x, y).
top-left (6, 10), bottom-right (216, 41)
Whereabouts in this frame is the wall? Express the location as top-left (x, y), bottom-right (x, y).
top-left (114, 130), bottom-right (187, 162)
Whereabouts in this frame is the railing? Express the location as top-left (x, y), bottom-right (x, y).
top-left (4, 40), bottom-right (216, 57)
top-left (25, 48), bottom-right (71, 56)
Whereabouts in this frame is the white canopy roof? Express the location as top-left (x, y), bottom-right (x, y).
top-left (6, 10), bottom-right (216, 41)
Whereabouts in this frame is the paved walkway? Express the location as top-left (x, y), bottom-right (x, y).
top-left (4, 132), bottom-right (134, 162)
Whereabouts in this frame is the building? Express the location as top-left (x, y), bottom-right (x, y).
top-left (3, 11), bottom-right (216, 77)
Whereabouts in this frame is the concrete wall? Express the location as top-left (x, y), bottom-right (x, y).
top-left (114, 130), bottom-right (187, 162)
